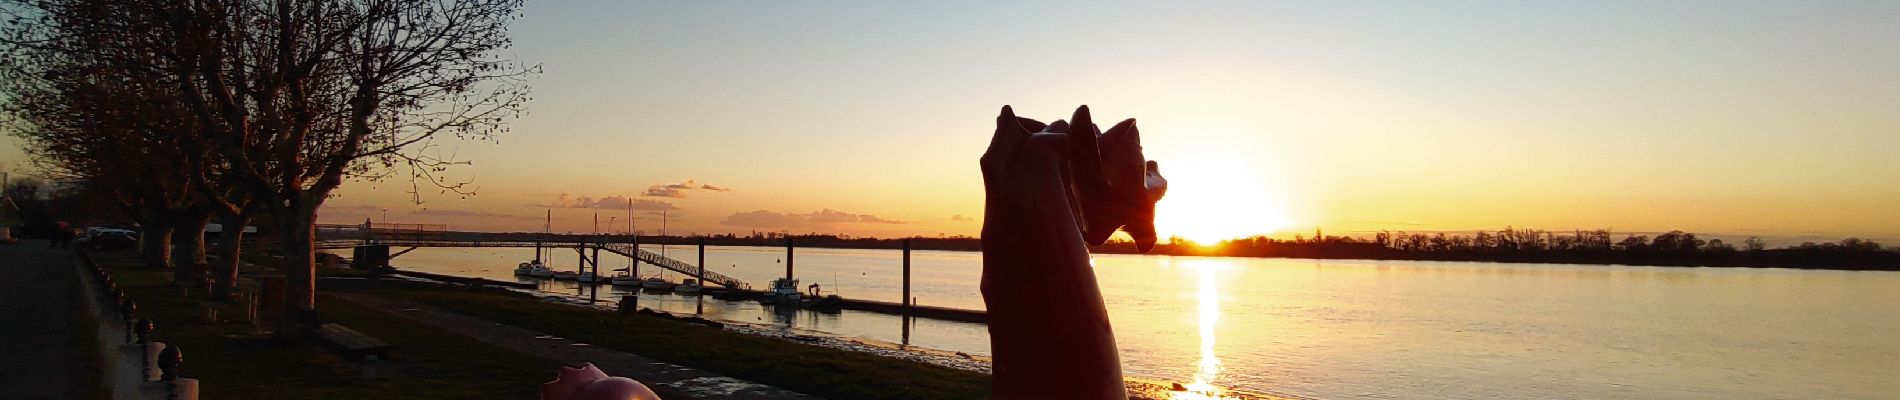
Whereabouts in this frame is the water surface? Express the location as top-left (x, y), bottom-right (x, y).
top-left (355, 245), bottom-right (1900, 399)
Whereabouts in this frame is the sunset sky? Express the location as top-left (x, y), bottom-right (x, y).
top-left (5, 1), bottom-right (1897, 243)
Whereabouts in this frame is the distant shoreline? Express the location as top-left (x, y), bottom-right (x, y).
top-left (609, 234), bottom-right (1900, 272)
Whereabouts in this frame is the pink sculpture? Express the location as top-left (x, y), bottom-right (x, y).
top-left (541, 363), bottom-right (662, 400)
top-left (981, 105), bottom-right (1167, 399)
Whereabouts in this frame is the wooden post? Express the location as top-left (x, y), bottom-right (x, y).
top-left (785, 237), bottom-right (795, 282)
top-left (697, 237), bottom-right (706, 283)
top-left (630, 235), bottom-right (639, 309)
top-left (590, 244), bottom-right (601, 304)
top-left (903, 239), bottom-right (913, 345)
top-left (903, 239), bottom-right (912, 310)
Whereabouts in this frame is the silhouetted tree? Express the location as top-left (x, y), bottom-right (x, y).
top-left (142, 0), bottom-right (536, 325)
top-left (0, 0), bottom-right (218, 271)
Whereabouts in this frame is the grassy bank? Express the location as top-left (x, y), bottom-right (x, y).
top-left (94, 253), bottom-right (556, 400)
top-left (361, 285), bottom-right (993, 400)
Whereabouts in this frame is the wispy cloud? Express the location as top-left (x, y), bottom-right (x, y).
top-left (720, 208), bottom-right (905, 229)
top-left (412, 209), bottom-right (537, 219)
top-left (950, 214), bottom-right (975, 222)
top-left (322, 203), bottom-right (384, 213)
top-left (539, 193), bottom-right (678, 211)
top-left (643, 186), bottom-right (688, 198)
top-left (642, 179), bottom-right (731, 198)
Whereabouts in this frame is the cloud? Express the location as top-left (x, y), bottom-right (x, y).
top-left (950, 214), bottom-right (975, 222)
top-left (540, 193), bottom-right (679, 211)
top-left (641, 179), bottom-right (732, 198)
top-left (412, 209), bottom-right (537, 219)
top-left (643, 186), bottom-right (687, 198)
top-left (322, 204), bottom-right (384, 213)
top-left (721, 210), bottom-right (801, 228)
top-left (720, 208), bottom-right (905, 228)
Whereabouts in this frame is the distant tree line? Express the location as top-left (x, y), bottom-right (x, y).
top-left (630, 228), bottom-right (1898, 271)
top-left (1095, 227), bottom-right (1899, 271)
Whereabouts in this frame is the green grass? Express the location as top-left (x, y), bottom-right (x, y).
top-left (371, 286), bottom-right (993, 400)
top-left (97, 255), bottom-right (556, 400)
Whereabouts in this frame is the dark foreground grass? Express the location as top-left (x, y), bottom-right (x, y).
top-left (97, 255), bottom-right (557, 400)
top-left (371, 286), bottom-right (993, 400)
top-left (67, 261), bottom-right (108, 400)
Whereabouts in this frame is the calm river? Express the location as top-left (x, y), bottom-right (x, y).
top-left (349, 245), bottom-right (1900, 399)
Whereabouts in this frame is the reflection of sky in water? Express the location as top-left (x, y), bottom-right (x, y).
top-left (344, 246), bottom-right (1900, 400)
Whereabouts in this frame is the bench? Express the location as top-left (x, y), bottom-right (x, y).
top-left (316, 323), bottom-right (394, 361)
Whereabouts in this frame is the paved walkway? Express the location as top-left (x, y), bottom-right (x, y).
top-left (0, 241), bottom-right (92, 399)
top-left (330, 292), bottom-right (821, 400)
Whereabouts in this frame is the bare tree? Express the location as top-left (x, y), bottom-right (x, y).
top-left (152, 0), bottom-right (534, 325)
top-left (0, 0), bottom-right (214, 272)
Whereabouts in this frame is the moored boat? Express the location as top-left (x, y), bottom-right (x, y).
top-left (674, 278), bottom-right (702, 294)
top-left (760, 277), bottom-right (800, 305)
top-left (552, 270), bottom-right (579, 280)
top-left (609, 268), bottom-right (641, 286)
top-left (518, 261), bottom-right (554, 278)
top-left (641, 277), bottom-right (673, 291)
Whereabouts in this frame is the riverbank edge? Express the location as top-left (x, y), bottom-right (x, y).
top-left (338, 272), bottom-right (1288, 400)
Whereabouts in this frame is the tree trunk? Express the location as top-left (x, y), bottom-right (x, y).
top-left (210, 211), bottom-right (248, 302)
top-left (172, 211), bottom-right (213, 281)
top-left (139, 222), bottom-right (175, 270)
top-left (279, 208), bottom-right (320, 332)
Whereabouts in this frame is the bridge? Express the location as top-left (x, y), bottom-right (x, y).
top-left (314, 223), bottom-right (749, 289)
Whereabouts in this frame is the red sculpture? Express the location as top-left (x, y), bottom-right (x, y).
top-left (540, 363), bottom-right (662, 400)
top-left (981, 105), bottom-right (1167, 399)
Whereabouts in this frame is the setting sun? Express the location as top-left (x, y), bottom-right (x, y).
top-left (1153, 154), bottom-right (1293, 244)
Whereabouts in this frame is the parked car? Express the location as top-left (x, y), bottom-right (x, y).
top-left (84, 229), bottom-right (137, 250)
top-left (85, 226), bottom-right (137, 239)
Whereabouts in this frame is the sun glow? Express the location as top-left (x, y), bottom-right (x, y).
top-left (1153, 154), bottom-right (1293, 244)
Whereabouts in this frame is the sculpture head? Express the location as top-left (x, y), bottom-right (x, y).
top-left (989, 105), bottom-right (1168, 252)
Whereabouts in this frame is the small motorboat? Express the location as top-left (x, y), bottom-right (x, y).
top-left (576, 271), bottom-right (598, 283)
top-left (674, 278), bottom-right (702, 294)
top-left (609, 268), bottom-right (641, 286)
top-left (760, 277), bottom-right (800, 305)
top-left (552, 270), bottom-right (579, 280)
top-left (641, 277), bottom-right (673, 291)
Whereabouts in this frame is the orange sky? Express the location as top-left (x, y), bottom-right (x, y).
top-left (7, 1), bottom-right (1897, 244)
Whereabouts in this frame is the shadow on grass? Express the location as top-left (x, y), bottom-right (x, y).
top-left (372, 286), bottom-right (993, 400)
top-left (97, 253), bottom-right (557, 400)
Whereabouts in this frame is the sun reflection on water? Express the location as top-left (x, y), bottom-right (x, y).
top-left (1172, 261), bottom-right (1232, 400)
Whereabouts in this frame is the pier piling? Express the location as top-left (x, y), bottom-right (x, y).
top-left (902, 239), bottom-right (911, 310)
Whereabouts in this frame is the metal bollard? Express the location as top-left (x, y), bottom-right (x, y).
top-left (134, 318), bottom-right (153, 378)
top-left (119, 300), bottom-right (137, 343)
top-left (156, 345), bottom-right (182, 400)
